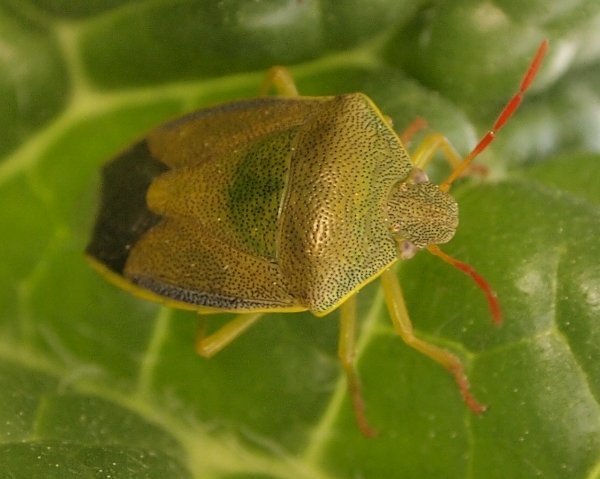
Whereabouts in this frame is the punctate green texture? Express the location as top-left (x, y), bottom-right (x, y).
top-left (1, 1), bottom-right (600, 478)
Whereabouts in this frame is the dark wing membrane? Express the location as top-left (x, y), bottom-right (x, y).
top-left (86, 140), bottom-right (168, 275)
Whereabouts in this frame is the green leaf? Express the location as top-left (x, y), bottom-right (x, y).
top-left (2, 1), bottom-right (600, 478)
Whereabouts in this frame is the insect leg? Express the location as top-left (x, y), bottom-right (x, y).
top-left (339, 295), bottom-right (378, 437)
top-left (259, 66), bottom-right (299, 97)
top-left (410, 133), bottom-right (465, 170)
top-left (409, 133), bottom-right (489, 179)
top-left (380, 268), bottom-right (486, 415)
top-left (195, 313), bottom-right (263, 358)
top-left (399, 116), bottom-right (427, 144)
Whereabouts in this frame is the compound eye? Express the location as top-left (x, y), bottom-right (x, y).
top-left (411, 168), bottom-right (429, 184)
top-left (399, 240), bottom-right (418, 260)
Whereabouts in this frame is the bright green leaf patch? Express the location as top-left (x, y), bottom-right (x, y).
top-left (2, 1), bottom-right (600, 478)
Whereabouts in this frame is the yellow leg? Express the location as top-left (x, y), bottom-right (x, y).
top-left (259, 66), bottom-right (299, 97)
top-left (339, 295), bottom-right (378, 437)
top-left (196, 313), bottom-right (263, 358)
top-left (410, 133), bottom-right (463, 170)
top-left (411, 133), bottom-right (488, 177)
top-left (380, 268), bottom-right (486, 414)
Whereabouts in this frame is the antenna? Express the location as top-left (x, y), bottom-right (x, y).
top-left (439, 40), bottom-right (549, 193)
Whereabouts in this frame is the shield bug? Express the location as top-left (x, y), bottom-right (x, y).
top-left (86, 40), bottom-right (548, 437)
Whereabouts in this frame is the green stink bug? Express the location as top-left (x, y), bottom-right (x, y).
top-left (86, 40), bottom-right (548, 437)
